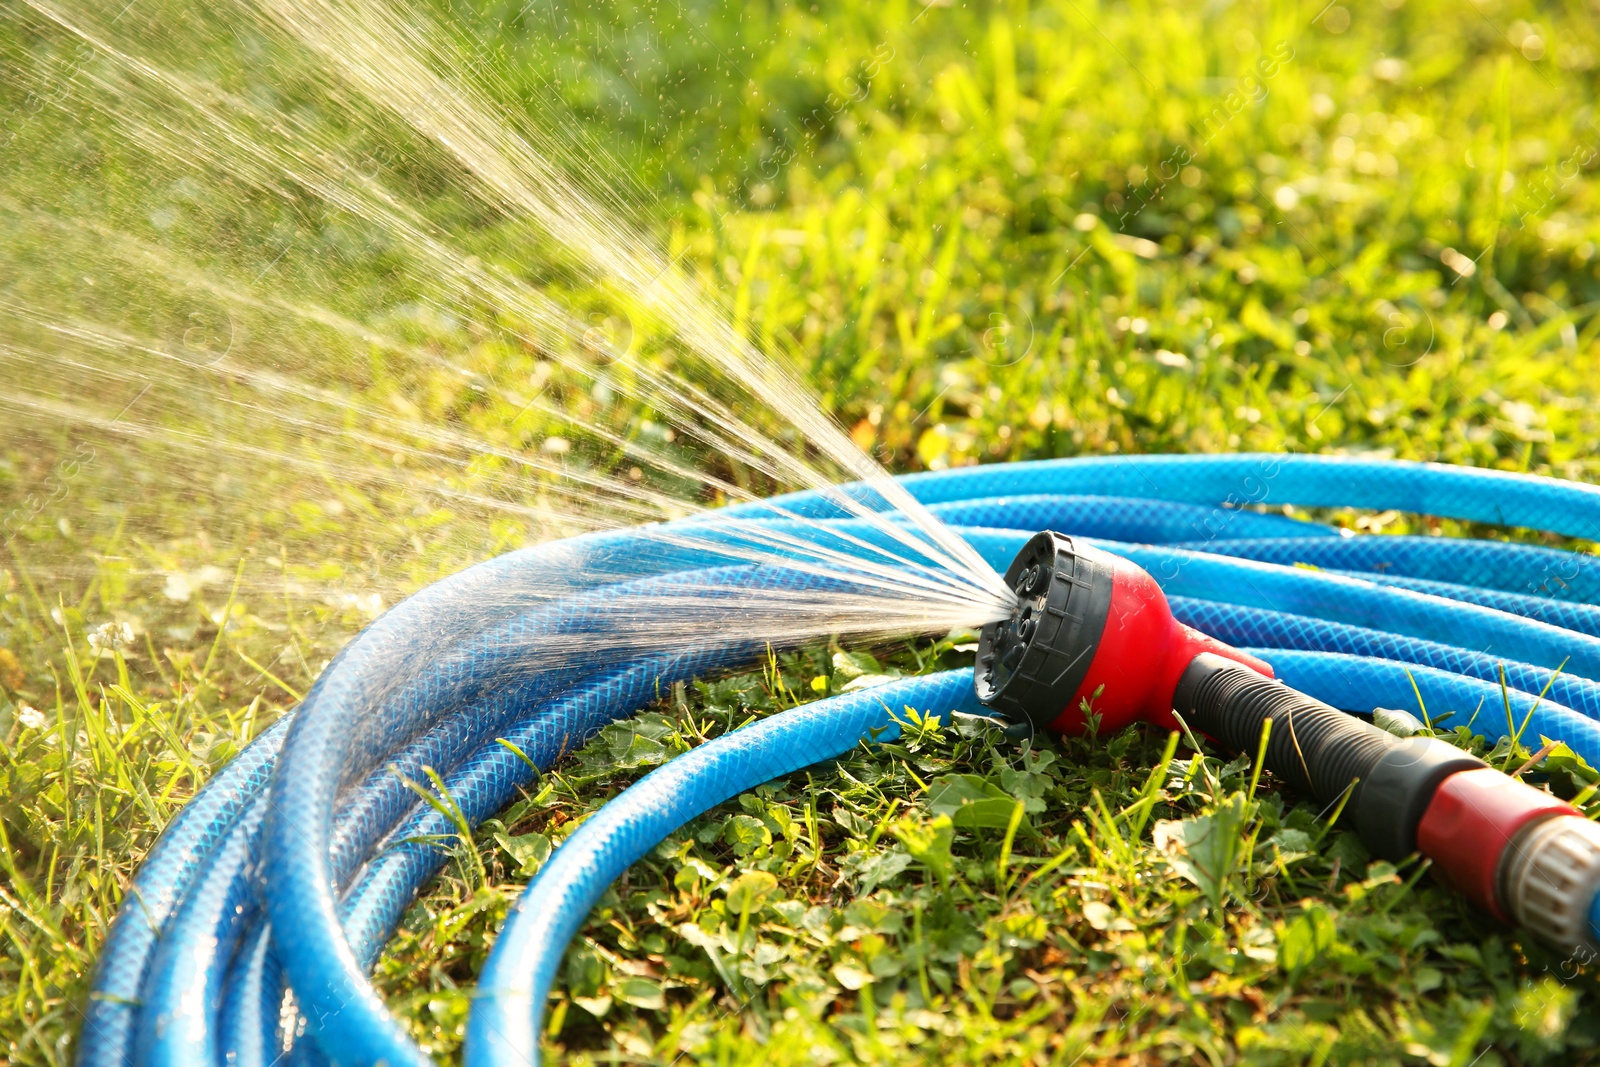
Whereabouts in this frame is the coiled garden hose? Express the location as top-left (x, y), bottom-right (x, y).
top-left (77, 453), bottom-right (1600, 1067)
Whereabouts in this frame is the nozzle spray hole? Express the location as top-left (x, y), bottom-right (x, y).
top-left (1017, 564), bottom-right (1042, 595)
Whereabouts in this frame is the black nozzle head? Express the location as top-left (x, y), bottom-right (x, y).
top-left (974, 531), bottom-right (1116, 728)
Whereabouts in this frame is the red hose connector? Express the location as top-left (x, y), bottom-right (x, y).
top-left (1416, 768), bottom-right (1580, 920)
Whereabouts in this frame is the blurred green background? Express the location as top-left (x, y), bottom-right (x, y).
top-left (4, 0), bottom-right (1600, 1062)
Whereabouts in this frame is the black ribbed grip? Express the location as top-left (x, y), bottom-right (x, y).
top-left (1174, 653), bottom-right (1400, 808)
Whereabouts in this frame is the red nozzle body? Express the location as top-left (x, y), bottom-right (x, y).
top-left (1049, 550), bottom-right (1270, 733)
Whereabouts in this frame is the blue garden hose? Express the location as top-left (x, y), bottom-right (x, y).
top-left (78, 454), bottom-right (1600, 1067)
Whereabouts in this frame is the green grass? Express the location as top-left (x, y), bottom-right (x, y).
top-left (5, 0), bottom-right (1600, 1062)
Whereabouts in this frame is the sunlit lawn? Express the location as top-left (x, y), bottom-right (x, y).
top-left (4, 0), bottom-right (1600, 1062)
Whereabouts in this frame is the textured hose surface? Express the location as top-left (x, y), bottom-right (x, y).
top-left (83, 453), bottom-right (1600, 1067)
top-left (135, 800), bottom-right (266, 1067)
top-left (924, 493), bottom-right (1336, 542)
top-left (78, 714), bottom-right (292, 1065)
top-left (1172, 535), bottom-right (1600, 603)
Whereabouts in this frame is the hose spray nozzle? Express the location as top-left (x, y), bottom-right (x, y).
top-left (974, 530), bottom-right (1600, 955)
top-left (974, 530), bottom-right (1268, 734)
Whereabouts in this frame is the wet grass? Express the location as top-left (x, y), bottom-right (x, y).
top-left (5, 0), bottom-right (1600, 1063)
